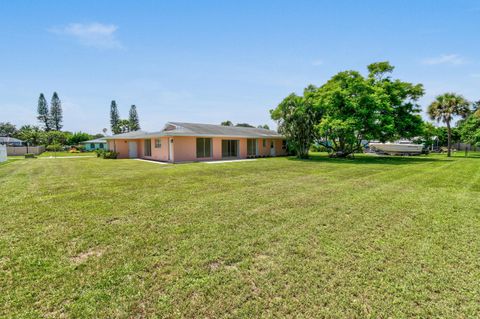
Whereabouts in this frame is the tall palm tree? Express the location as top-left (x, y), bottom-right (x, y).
top-left (427, 93), bottom-right (470, 157)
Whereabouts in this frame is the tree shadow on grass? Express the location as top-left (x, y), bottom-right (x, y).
top-left (287, 153), bottom-right (451, 165)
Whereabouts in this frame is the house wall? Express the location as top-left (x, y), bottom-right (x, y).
top-left (108, 139), bottom-right (130, 158)
top-left (172, 136), bottom-right (200, 162)
top-left (107, 136), bottom-right (286, 162)
top-left (84, 143), bottom-right (107, 151)
top-left (172, 136), bottom-right (284, 162)
top-left (150, 137), bottom-right (170, 161)
top-left (138, 137), bottom-right (169, 161)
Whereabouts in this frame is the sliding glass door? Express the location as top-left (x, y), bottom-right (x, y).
top-left (247, 139), bottom-right (257, 156)
top-left (222, 140), bottom-right (238, 158)
top-left (144, 139), bottom-right (151, 156)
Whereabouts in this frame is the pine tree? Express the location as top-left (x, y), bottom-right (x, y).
top-left (50, 92), bottom-right (63, 131)
top-left (128, 105), bottom-right (141, 131)
top-left (37, 93), bottom-right (51, 131)
top-left (110, 100), bottom-right (121, 134)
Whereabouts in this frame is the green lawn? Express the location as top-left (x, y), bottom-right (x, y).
top-left (1, 154), bottom-right (479, 318)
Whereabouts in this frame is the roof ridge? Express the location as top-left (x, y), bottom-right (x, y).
top-left (169, 121), bottom-right (275, 131)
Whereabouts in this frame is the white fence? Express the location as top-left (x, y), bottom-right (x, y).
top-left (7, 146), bottom-right (45, 156)
top-left (0, 145), bottom-right (6, 162)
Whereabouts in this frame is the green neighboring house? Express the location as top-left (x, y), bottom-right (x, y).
top-left (80, 138), bottom-right (108, 151)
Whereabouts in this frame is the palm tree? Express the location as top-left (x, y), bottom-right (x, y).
top-left (427, 93), bottom-right (470, 157)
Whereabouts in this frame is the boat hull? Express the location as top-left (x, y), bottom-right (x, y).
top-left (369, 143), bottom-right (424, 155)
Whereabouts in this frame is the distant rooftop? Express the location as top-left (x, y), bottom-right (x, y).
top-left (0, 136), bottom-right (23, 144)
top-left (79, 138), bottom-right (108, 144)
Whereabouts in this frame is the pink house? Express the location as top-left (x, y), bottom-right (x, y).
top-left (105, 122), bottom-right (287, 163)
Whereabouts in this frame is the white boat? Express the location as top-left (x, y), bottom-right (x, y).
top-left (368, 141), bottom-right (424, 155)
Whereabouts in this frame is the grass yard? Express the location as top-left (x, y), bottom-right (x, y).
top-left (1, 154), bottom-right (479, 318)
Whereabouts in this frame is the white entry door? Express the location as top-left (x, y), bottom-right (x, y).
top-left (128, 142), bottom-right (138, 158)
top-left (270, 140), bottom-right (276, 156)
top-left (168, 138), bottom-right (173, 161)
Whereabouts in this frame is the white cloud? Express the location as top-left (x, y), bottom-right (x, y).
top-left (312, 59), bottom-right (324, 66)
top-left (422, 54), bottom-right (466, 65)
top-left (50, 22), bottom-right (122, 49)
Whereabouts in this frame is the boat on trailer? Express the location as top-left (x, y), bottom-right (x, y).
top-left (368, 140), bottom-right (424, 155)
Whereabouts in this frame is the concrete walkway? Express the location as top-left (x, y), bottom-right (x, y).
top-left (133, 159), bottom-right (169, 165)
top-left (41, 156), bottom-right (96, 159)
top-left (204, 159), bottom-right (257, 164)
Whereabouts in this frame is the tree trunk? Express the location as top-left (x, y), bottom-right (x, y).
top-left (446, 121), bottom-right (451, 157)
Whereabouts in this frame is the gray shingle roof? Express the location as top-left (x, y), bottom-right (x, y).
top-left (106, 130), bottom-right (150, 140)
top-left (107, 123), bottom-right (283, 139)
top-left (160, 122), bottom-right (282, 138)
top-left (0, 136), bottom-right (23, 143)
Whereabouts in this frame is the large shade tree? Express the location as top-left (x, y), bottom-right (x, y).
top-left (271, 91), bottom-right (319, 158)
top-left (427, 93), bottom-right (470, 157)
top-left (313, 70), bottom-right (386, 157)
top-left (313, 62), bottom-right (424, 157)
top-left (271, 62), bottom-right (424, 158)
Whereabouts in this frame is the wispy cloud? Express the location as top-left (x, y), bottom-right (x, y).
top-left (50, 22), bottom-right (123, 49)
top-left (312, 59), bottom-right (324, 66)
top-left (422, 54), bottom-right (466, 65)
top-left (470, 73), bottom-right (480, 78)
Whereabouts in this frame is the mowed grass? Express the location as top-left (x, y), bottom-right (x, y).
top-left (1, 154), bottom-right (479, 318)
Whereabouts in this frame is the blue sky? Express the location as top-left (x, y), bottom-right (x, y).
top-left (1, 0), bottom-right (479, 134)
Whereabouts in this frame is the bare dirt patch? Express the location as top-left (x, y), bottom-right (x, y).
top-left (70, 247), bottom-right (105, 264)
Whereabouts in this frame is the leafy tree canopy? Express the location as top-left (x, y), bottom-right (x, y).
top-left (50, 92), bottom-right (63, 131)
top-left (313, 62), bottom-right (424, 157)
top-left (458, 112), bottom-right (480, 147)
top-left (117, 119), bottom-right (131, 133)
top-left (271, 93), bottom-right (318, 158)
top-left (15, 125), bottom-right (42, 145)
top-left (0, 122), bottom-right (17, 137)
top-left (37, 93), bottom-right (51, 131)
top-left (235, 123), bottom-right (254, 128)
top-left (271, 62), bottom-right (425, 158)
top-left (128, 105), bottom-right (141, 131)
top-left (110, 101), bottom-right (121, 134)
top-left (67, 132), bottom-right (92, 145)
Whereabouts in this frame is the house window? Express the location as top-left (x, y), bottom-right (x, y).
top-left (263, 139), bottom-right (266, 147)
top-left (282, 140), bottom-right (287, 149)
top-left (155, 138), bottom-right (161, 148)
top-left (222, 140), bottom-right (238, 158)
top-left (196, 138), bottom-right (211, 158)
top-left (99, 143), bottom-right (104, 149)
top-left (144, 139), bottom-right (152, 156)
top-left (247, 139), bottom-right (257, 156)
top-left (90, 143), bottom-right (95, 148)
